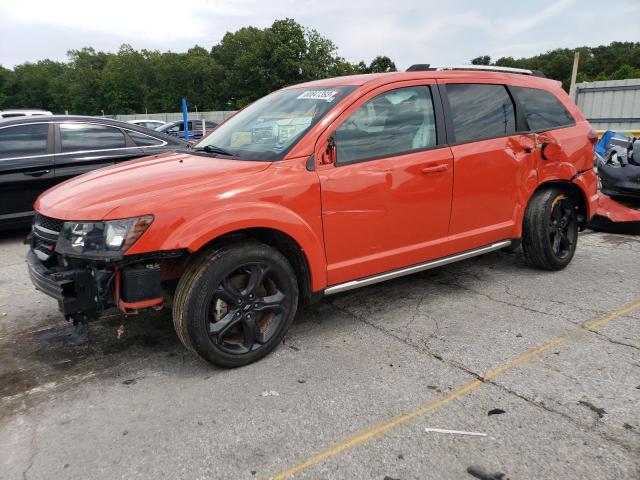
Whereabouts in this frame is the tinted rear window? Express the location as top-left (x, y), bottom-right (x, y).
top-left (0, 123), bottom-right (49, 159)
top-left (512, 86), bottom-right (574, 131)
top-left (60, 123), bottom-right (126, 152)
top-left (446, 84), bottom-right (516, 143)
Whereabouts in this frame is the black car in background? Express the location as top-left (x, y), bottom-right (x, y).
top-left (0, 116), bottom-right (188, 230)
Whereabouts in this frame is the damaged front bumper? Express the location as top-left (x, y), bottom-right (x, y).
top-left (27, 249), bottom-right (107, 319)
top-left (26, 214), bottom-right (184, 321)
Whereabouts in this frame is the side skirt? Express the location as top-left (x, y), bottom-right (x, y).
top-left (323, 240), bottom-right (512, 295)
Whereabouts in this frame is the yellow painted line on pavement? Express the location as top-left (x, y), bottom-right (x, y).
top-left (270, 299), bottom-right (640, 480)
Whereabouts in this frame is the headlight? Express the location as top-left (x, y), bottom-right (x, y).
top-left (56, 216), bottom-right (153, 259)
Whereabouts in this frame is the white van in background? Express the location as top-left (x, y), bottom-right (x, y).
top-left (0, 109), bottom-right (53, 119)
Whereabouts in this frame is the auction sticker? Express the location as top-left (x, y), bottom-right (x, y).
top-left (297, 90), bottom-right (339, 102)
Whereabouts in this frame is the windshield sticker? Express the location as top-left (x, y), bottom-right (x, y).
top-left (297, 90), bottom-right (339, 102)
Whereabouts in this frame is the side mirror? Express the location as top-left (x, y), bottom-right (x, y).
top-left (321, 135), bottom-right (336, 164)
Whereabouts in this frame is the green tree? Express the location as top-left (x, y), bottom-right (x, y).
top-left (66, 47), bottom-right (109, 114)
top-left (368, 56), bottom-right (397, 73)
top-left (473, 41), bottom-right (640, 91)
top-left (0, 66), bottom-right (14, 108)
top-left (471, 55), bottom-right (491, 65)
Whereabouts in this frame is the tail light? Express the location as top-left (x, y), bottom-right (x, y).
top-left (587, 129), bottom-right (598, 146)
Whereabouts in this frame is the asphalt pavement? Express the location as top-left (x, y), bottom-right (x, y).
top-left (1, 228), bottom-right (639, 480)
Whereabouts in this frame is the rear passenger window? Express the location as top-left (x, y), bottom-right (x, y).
top-left (336, 86), bottom-right (436, 164)
top-left (512, 86), bottom-right (574, 131)
top-left (60, 123), bottom-right (126, 152)
top-left (127, 131), bottom-right (164, 147)
top-left (0, 123), bottom-right (49, 159)
top-left (446, 84), bottom-right (515, 143)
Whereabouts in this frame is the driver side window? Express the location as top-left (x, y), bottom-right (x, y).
top-left (336, 86), bottom-right (436, 165)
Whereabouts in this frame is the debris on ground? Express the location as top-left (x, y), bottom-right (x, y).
top-left (260, 390), bottom-right (280, 397)
top-left (467, 465), bottom-right (508, 480)
top-left (487, 409), bottom-right (506, 416)
top-left (425, 428), bottom-right (486, 437)
top-left (116, 324), bottom-right (126, 339)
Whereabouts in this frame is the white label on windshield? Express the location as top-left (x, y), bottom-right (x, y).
top-left (297, 90), bottom-right (339, 102)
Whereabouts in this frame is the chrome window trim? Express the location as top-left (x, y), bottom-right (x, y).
top-left (0, 120), bottom-right (168, 161)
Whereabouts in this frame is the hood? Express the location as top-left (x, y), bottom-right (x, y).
top-left (36, 151), bottom-right (271, 220)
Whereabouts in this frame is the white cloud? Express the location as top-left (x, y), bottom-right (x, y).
top-left (0, 0), bottom-right (637, 69)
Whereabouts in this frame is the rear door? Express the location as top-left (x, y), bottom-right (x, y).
top-left (510, 86), bottom-right (584, 174)
top-left (0, 122), bottom-right (56, 222)
top-left (54, 122), bottom-right (144, 181)
top-left (316, 81), bottom-right (454, 285)
top-left (440, 81), bottom-right (536, 252)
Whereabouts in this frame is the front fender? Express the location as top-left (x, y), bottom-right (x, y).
top-left (160, 202), bottom-right (327, 291)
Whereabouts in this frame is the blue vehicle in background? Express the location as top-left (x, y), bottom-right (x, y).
top-left (156, 119), bottom-right (218, 140)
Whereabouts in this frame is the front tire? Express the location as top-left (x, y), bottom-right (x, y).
top-left (173, 242), bottom-right (299, 367)
top-left (522, 188), bottom-right (578, 270)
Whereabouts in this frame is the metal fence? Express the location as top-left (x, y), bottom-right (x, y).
top-left (575, 78), bottom-right (640, 134)
top-left (113, 111), bottom-right (237, 124)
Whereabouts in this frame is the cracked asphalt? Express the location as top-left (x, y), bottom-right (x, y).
top-left (1, 228), bottom-right (639, 480)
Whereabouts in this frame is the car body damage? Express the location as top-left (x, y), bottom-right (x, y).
top-left (595, 131), bottom-right (640, 199)
top-left (589, 193), bottom-right (640, 234)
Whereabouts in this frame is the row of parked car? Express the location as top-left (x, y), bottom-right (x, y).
top-left (0, 113), bottom-right (219, 230)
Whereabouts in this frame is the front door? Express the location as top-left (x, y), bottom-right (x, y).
top-left (0, 122), bottom-right (56, 223)
top-left (316, 82), bottom-right (454, 285)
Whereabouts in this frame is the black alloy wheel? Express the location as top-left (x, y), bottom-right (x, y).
top-left (208, 263), bottom-right (287, 354)
top-left (548, 194), bottom-right (577, 260)
top-left (522, 187), bottom-right (579, 270)
top-left (173, 242), bottom-right (299, 367)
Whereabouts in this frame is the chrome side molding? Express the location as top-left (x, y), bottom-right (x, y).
top-left (324, 240), bottom-right (512, 295)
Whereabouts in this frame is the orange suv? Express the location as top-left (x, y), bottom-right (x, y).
top-left (28, 65), bottom-right (598, 367)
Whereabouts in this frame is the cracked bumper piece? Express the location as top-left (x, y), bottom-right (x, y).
top-left (27, 250), bottom-right (104, 318)
top-left (588, 193), bottom-right (640, 234)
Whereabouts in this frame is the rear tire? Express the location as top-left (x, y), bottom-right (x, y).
top-left (522, 188), bottom-right (578, 270)
top-left (173, 242), bottom-right (298, 367)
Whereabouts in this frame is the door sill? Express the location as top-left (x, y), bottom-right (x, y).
top-left (324, 240), bottom-right (512, 295)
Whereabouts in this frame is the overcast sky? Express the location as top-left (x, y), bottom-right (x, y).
top-left (1, 0), bottom-right (639, 70)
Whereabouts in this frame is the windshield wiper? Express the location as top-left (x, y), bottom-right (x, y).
top-left (198, 144), bottom-right (234, 156)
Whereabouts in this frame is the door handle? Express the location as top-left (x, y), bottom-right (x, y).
top-left (421, 164), bottom-right (448, 174)
top-left (24, 169), bottom-right (51, 177)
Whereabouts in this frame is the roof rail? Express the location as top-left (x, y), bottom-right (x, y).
top-left (406, 64), bottom-right (546, 77)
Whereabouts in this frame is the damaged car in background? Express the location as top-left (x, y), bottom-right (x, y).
top-left (595, 130), bottom-right (640, 199)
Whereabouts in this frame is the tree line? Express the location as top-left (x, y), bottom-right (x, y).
top-left (0, 20), bottom-right (638, 116)
top-left (0, 19), bottom-right (396, 115)
top-left (471, 41), bottom-right (640, 90)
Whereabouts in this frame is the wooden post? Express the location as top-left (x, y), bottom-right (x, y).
top-left (569, 51), bottom-right (580, 100)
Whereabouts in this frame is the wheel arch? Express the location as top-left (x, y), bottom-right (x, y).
top-left (527, 179), bottom-right (589, 229)
top-left (155, 202), bottom-right (327, 297)
top-left (199, 227), bottom-right (317, 305)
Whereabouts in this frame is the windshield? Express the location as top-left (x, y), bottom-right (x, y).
top-left (195, 86), bottom-right (356, 161)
